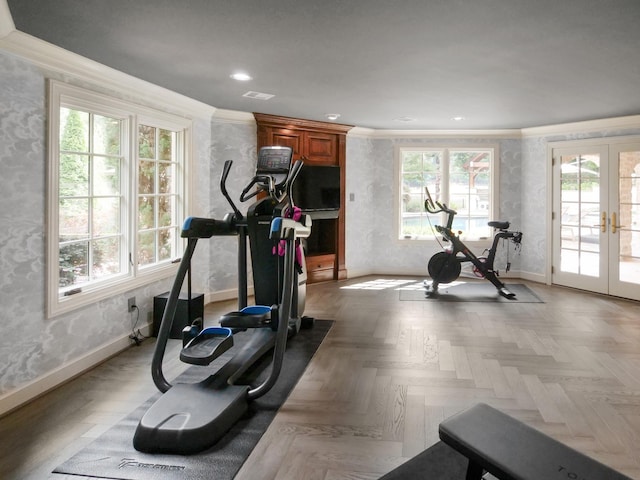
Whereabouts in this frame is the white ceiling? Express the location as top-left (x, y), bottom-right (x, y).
top-left (6, 0), bottom-right (640, 130)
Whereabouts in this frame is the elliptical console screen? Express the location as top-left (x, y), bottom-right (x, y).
top-left (257, 146), bottom-right (292, 172)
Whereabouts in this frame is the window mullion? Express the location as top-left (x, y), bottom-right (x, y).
top-left (155, 136), bottom-right (160, 264)
top-left (129, 115), bottom-right (137, 277)
top-left (87, 114), bottom-right (94, 283)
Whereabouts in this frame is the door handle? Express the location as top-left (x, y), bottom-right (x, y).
top-left (601, 211), bottom-right (607, 233)
top-left (611, 212), bottom-right (624, 234)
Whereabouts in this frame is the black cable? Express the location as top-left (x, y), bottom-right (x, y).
top-left (129, 305), bottom-right (146, 346)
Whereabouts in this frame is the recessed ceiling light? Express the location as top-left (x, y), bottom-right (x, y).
top-left (452, 116), bottom-right (466, 121)
top-left (325, 113), bottom-right (340, 121)
top-left (230, 72), bottom-right (252, 81)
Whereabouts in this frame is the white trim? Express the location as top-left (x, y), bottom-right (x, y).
top-left (345, 268), bottom-right (376, 279)
top-left (0, 30), bottom-right (216, 119)
top-left (345, 268), bottom-right (525, 279)
top-left (522, 115), bottom-right (640, 138)
top-left (545, 134), bottom-right (640, 149)
top-left (0, 322), bottom-right (151, 417)
top-left (205, 285), bottom-right (255, 305)
top-left (47, 81), bottom-right (192, 317)
top-left (0, 0), bottom-right (14, 38)
top-left (0, 282), bottom-right (255, 415)
top-left (352, 116), bottom-right (640, 140)
top-left (354, 128), bottom-right (522, 139)
top-left (212, 109), bottom-right (256, 125)
top-left (518, 270), bottom-right (547, 284)
top-left (546, 142), bottom-right (554, 285)
top-left (348, 127), bottom-right (377, 138)
top-left (395, 144), bottom-right (499, 242)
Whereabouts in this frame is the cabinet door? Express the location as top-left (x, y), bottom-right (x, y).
top-left (305, 132), bottom-right (338, 164)
top-left (268, 128), bottom-right (304, 158)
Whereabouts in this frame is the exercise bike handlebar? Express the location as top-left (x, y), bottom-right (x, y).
top-left (425, 186), bottom-right (457, 231)
top-left (424, 186), bottom-right (456, 216)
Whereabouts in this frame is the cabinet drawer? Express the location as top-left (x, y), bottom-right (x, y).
top-left (308, 268), bottom-right (335, 283)
top-left (307, 254), bottom-right (335, 271)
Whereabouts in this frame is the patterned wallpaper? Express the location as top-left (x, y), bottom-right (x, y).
top-left (0, 50), bottom-right (254, 402)
top-left (2, 44), bottom-right (640, 410)
top-left (205, 120), bottom-right (258, 295)
top-left (345, 135), bottom-right (523, 277)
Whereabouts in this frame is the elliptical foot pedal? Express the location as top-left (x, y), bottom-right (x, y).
top-left (180, 327), bottom-right (233, 365)
top-left (220, 305), bottom-right (274, 329)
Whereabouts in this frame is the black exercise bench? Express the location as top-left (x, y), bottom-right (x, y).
top-left (439, 403), bottom-right (632, 480)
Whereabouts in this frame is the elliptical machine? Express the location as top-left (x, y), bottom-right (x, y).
top-left (133, 146), bottom-right (312, 454)
top-left (423, 186), bottom-right (523, 299)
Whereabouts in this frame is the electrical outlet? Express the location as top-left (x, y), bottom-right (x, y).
top-left (128, 296), bottom-right (136, 312)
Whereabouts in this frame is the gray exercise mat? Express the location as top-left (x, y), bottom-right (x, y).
top-left (399, 281), bottom-right (543, 303)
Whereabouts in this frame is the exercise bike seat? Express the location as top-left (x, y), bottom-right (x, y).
top-left (219, 305), bottom-right (274, 329)
top-left (180, 327), bottom-right (234, 365)
top-left (488, 220), bottom-right (510, 230)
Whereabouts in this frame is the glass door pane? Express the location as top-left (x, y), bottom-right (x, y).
top-left (552, 145), bottom-right (608, 293)
top-left (559, 154), bottom-right (601, 276)
top-left (610, 144), bottom-right (640, 300)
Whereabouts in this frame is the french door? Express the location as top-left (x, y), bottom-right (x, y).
top-left (551, 139), bottom-right (640, 301)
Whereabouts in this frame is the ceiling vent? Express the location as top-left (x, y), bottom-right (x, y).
top-left (243, 91), bottom-right (275, 100)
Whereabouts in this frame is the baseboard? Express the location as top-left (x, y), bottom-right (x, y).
top-left (205, 285), bottom-right (255, 305)
top-left (0, 283), bottom-right (266, 417)
top-left (517, 270), bottom-right (547, 284)
top-left (344, 268), bottom-right (535, 282)
top-left (343, 267), bottom-right (375, 279)
top-left (0, 322), bottom-right (152, 418)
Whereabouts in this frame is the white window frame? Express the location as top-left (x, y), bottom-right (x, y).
top-left (47, 81), bottom-right (191, 317)
top-left (396, 144), bottom-right (499, 243)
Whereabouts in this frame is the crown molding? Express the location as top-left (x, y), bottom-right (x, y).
top-left (212, 108), bottom-right (255, 125)
top-left (348, 126), bottom-right (521, 139)
top-left (0, 29), bottom-right (217, 119)
top-left (347, 127), bottom-right (377, 138)
top-left (521, 115), bottom-right (640, 138)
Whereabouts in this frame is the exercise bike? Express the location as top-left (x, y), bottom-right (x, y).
top-left (423, 186), bottom-right (522, 299)
top-left (133, 146), bottom-right (312, 454)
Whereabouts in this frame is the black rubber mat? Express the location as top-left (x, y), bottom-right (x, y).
top-left (54, 320), bottom-right (332, 480)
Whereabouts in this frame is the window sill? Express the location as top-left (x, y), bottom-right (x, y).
top-left (48, 263), bottom-right (178, 318)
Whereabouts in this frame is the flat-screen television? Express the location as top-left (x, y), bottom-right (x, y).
top-left (292, 165), bottom-right (340, 218)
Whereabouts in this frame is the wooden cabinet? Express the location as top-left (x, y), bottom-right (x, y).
top-left (306, 253), bottom-right (337, 283)
top-left (254, 113), bottom-right (352, 283)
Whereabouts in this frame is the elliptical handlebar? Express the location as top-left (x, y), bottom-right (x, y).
top-left (285, 160), bottom-right (304, 208)
top-left (240, 175), bottom-right (275, 202)
top-left (221, 160), bottom-right (244, 221)
top-left (239, 158), bottom-right (304, 205)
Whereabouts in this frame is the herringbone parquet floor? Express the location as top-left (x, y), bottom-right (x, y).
top-left (2, 276), bottom-right (640, 479)
top-left (235, 277), bottom-right (640, 479)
